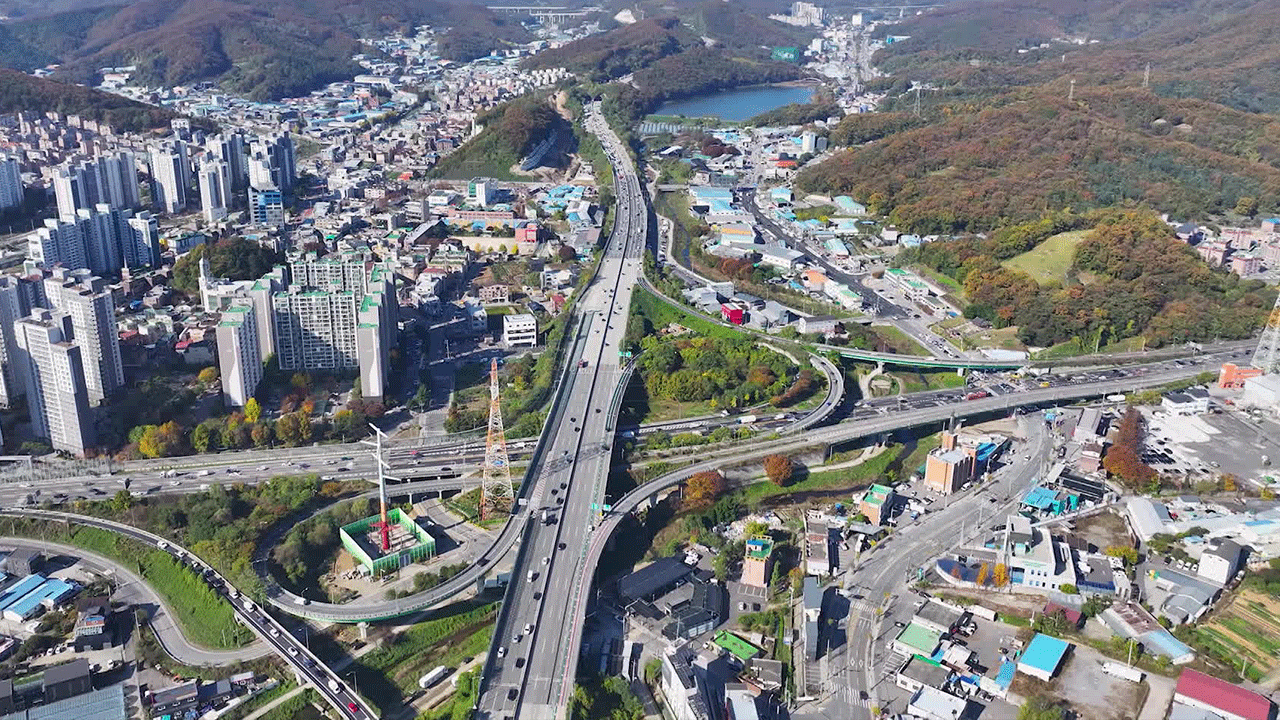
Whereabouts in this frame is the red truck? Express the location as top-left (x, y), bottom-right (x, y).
top-left (965, 390), bottom-right (990, 401)
top-left (578, 360), bottom-right (589, 368)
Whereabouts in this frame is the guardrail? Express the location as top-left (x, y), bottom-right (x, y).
top-left (0, 509), bottom-right (379, 720)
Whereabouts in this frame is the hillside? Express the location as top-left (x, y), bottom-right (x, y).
top-left (874, 0), bottom-right (1280, 114)
top-left (428, 97), bottom-right (566, 180)
top-left (0, 69), bottom-right (177, 132)
top-left (1, 0), bottom-right (529, 101)
top-left (523, 17), bottom-right (692, 82)
top-left (899, 210), bottom-right (1278, 349)
top-left (795, 86), bottom-right (1280, 233)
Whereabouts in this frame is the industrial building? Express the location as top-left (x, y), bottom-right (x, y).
top-left (1016, 633), bottom-right (1070, 682)
top-left (618, 557), bottom-right (695, 604)
top-left (1173, 668), bottom-right (1275, 720)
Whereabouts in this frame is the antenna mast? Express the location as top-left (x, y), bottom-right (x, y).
top-left (481, 358), bottom-right (514, 520)
top-left (1143, 63), bottom-right (1151, 88)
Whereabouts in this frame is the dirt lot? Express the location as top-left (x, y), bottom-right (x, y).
top-left (1074, 510), bottom-right (1133, 552)
top-left (1010, 649), bottom-right (1145, 720)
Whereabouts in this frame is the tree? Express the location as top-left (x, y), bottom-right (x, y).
top-left (976, 562), bottom-right (991, 586)
top-left (410, 384), bottom-right (430, 411)
top-left (557, 245), bottom-right (577, 261)
top-left (992, 563), bottom-right (1009, 587)
top-left (244, 397), bottom-right (262, 423)
top-left (276, 412), bottom-right (311, 447)
top-left (683, 471), bottom-right (726, 511)
top-left (745, 521), bottom-right (769, 537)
top-left (1104, 545), bottom-right (1139, 565)
top-left (763, 454), bottom-right (794, 487)
top-left (190, 423), bottom-right (214, 454)
top-left (1236, 196), bottom-right (1259, 217)
top-left (1060, 583), bottom-right (1079, 595)
top-left (138, 421), bottom-right (185, 458)
top-left (251, 421), bottom-right (273, 448)
top-left (197, 366), bottom-right (219, 385)
top-left (1018, 696), bottom-right (1065, 720)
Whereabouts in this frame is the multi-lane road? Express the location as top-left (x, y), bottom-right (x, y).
top-left (474, 103), bottom-right (648, 720)
top-left (1, 509), bottom-right (376, 720)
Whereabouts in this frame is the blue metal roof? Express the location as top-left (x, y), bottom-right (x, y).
top-left (995, 659), bottom-right (1016, 689)
top-left (1020, 633), bottom-right (1070, 673)
top-left (0, 574), bottom-right (45, 609)
top-left (4, 578), bottom-right (75, 618)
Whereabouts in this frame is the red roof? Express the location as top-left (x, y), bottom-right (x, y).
top-left (1043, 603), bottom-right (1082, 627)
top-left (1176, 669), bottom-right (1273, 720)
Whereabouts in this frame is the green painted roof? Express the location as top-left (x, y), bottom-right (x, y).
top-left (895, 622), bottom-right (941, 654)
top-left (714, 631), bottom-right (761, 662)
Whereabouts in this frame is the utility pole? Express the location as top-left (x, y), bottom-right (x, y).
top-left (1143, 63), bottom-right (1151, 88)
top-left (1069, 79), bottom-right (1076, 102)
top-left (913, 86), bottom-right (921, 118)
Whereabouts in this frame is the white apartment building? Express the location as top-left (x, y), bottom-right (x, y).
top-left (503, 313), bottom-right (537, 347)
top-left (216, 302), bottom-right (263, 407)
top-left (28, 217), bottom-right (88, 271)
top-left (205, 132), bottom-right (249, 193)
top-left (0, 277), bottom-right (25, 407)
top-left (14, 311), bottom-right (95, 456)
top-left (272, 291), bottom-right (361, 371)
top-left (0, 154), bottom-right (24, 210)
top-left (198, 159), bottom-right (231, 223)
top-left (149, 141), bottom-right (188, 214)
top-left (42, 269), bottom-right (125, 404)
top-left (125, 211), bottom-right (161, 269)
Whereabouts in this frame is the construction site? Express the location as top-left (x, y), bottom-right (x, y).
top-left (340, 508), bottom-right (436, 576)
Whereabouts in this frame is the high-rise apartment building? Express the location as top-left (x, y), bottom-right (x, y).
top-left (272, 290), bottom-right (361, 371)
top-left (198, 159), bottom-right (230, 223)
top-left (125, 212), bottom-right (161, 269)
top-left (0, 154), bottom-right (23, 211)
top-left (149, 141), bottom-right (188, 214)
top-left (14, 310), bottom-right (96, 456)
top-left (206, 132), bottom-right (248, 193)
top-left (0, 277), bottom-right (25, 407)
top-left (215, 301), bottom-right (263, 407)
top-left (28, 217), bottom-right (87, 270)
top-left (52, 153), bottom-right (139, 219)
top-left (41, 268), bottom-right (124, 404)
top-left (249, 133), bottom-right (295, 193)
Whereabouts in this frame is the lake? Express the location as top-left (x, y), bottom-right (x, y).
top-left (654, 84), bottom-right (816, 122)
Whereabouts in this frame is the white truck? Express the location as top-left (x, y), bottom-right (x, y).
top-left (418, 666), bottom-right (449, 689)
top-left (328, 678), bottom-right (341, 692)
top-left (1102, 662), bottom-right (1144, 682)
top-left (241, 598), bottom-right (255, 613)
top-left (737, 414), bottom-right (757, 425)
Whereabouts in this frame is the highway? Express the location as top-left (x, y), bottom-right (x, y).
top-left (474, 102), bottom-right (648, 720)
top-left (0, 509), bottom-right (378, 720)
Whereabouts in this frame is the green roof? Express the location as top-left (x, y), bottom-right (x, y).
top-left (863, 483), bottom-right (894, 506)
top-left (895, 622), bottom-right (941, 654)
top-left (746, 537), bottom-right (773, 559)
top-left (714, 631), bottom-right (761, 662)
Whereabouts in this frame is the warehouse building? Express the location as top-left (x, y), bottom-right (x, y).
top-left (1016, 633), bottom-right (1071, 682)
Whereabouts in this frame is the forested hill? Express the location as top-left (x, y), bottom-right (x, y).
top-left (873, 0), bottom-right (1280, 115)
top-left (0, 69), bottom-right (177, 132)
top-left (796, 86), bottom-right (1280, 233)
top-left (0, 0), bottom-right (529, 101)
top-left (899, 210), bottom-right (1277, 350)
top-left (428, 97), bottom-right (565, 180)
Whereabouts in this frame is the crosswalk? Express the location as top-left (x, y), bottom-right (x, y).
top-left (832, 685), bottom-right (871, 707)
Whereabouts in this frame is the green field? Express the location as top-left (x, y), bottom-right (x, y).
top-left (738, 444), bottom-right (900, 507)
top-left (1002, 230), bottom-right (1090, 284)
top-left (871, 325), bottom-right (930, 356)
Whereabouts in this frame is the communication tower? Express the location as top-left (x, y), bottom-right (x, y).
top-left (481, 358), bottom-right (514, 519)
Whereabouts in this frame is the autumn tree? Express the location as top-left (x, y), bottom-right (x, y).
top-left (1104, 545), bottom-right (1139, 565)
top-left (992, 563), bottom-right (1009, 587)
top-left (244, 397), bottom-right (262, 423)
top-left (138, 421), bottom-right (185, 458)
top-left (763, 454), bottom-right (794, 487)
top-left (1104, 407), bottom-right (1158, 488)
top-left (683, 470), bottom-right (726, 511)
top-left (976, 562), bottom-right (991, 586)
top-left (198, 366), bottom-right (219, 385)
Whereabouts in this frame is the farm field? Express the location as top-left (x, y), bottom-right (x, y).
top-left (1193, 588), bottom-right (1280, 681)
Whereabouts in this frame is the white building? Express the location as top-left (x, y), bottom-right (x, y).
top-left (1197, 539), bottom-right (1243, 585)
top-left (216, 302), bottom-right (263, 407)
top-left (198, 159), bottom-right (231, 223)
top-left (0, 154), bottom-right (22, 210)
top-left (907, 685), bottom-right (969, 720)
top-left (0, 277), bottom-right (26, 407)
top-left (503, 313), bottom-right (537, 347)
top-left (42, 268), bottom-right (125, 404)
top-left (28, 217), bottom-right (88, 271)
top-left (206, 132), bottom-right (249, 193)
top-left (125, 212), bottom-right (162, 268)
top-left (149, 141), bottom-right (188, 214)
top-left (661, 647), bottom-right (711, 720)
top-left (1242, 374), bottom-right (1280, 410)
top-left (1161, 387), bottom-right (1210, 416)
top-left (14, 311), bottom-right (95, 456)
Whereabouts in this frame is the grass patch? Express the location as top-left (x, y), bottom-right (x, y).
top-left (871, 325), bottom-right (930, 356)
top-left (893, 369), bottom-right (966, 394)
top-left (0, 519), bottom-right (251, 648)
top-left (351, 602), bottom-right (498, 713)
top-left (1002, 230), bottom-right (1090, 285)
top-left (1036, 334), bottom-right (1147, 359)
top-left (794, 204), bottom-right (837, 222)
top-left (900, 433), bottom-right (943, 479)
top-left (739, 444), bottom-right (900, 507)
top-left (444, 487), bottom-right (508, 529)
